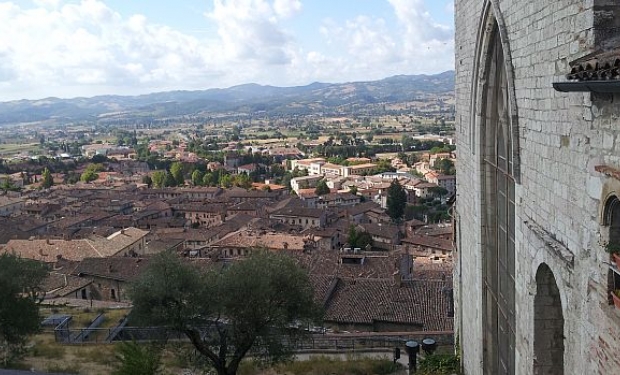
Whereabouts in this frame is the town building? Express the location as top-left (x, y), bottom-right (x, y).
top-left (0, 196), bottom-right (23, 217)
top-left (455, 1), bottom-right (620, 374)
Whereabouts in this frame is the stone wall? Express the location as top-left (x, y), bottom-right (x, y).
top-left (456, 0), bottom-right (620, 374)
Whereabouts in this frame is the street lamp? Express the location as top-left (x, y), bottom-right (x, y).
top-left (405, 340), bottom-right (420, 373)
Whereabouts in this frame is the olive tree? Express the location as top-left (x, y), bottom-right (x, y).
top-left (130, 251), bottom-right (320, 375)
top-left (0, 254), bottom-right (47, 367)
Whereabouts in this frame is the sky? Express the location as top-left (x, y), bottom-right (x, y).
top-left (0, 0), bottom-right (455, 101)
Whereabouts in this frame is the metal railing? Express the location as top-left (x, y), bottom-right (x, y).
top-left (53, 323), bottom-right (453, 350)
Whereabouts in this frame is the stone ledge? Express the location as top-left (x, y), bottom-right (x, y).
top-left (524, 220), bottom-right (575, 269)
top-left (595, 165), bottom-right (620, 181)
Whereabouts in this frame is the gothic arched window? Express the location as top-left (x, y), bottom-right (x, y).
top-left (481, 23), bottom-right (516, 375)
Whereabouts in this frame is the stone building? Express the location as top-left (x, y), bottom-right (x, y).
top-left (455, 1), bottom-right (620, 374)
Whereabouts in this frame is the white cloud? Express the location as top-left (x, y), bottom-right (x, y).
top-left (32, 0), bottom-right (61, 8)
top-left (313, 0), bottom-right (454, 81)
top-left (445, 1), bottom-right (455, 14)
top-left (0, 0), bottom-right (225, 100)
top-left (387, 0), bottom-right (452, 47)
top-left (205, 0), bottom-right (297, 65)
top-left (0, 0), bottom-right (454, 101)
top-left (273, 0), bottom-right (302, 19)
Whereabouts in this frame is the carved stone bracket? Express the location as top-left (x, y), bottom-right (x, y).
top-left (595, 165), bottom-right (620, 181)
top-left (524, 220), bottom-right (575, 269)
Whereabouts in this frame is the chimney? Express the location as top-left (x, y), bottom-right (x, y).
top-left (393, 270), bottom-right (402, 287)
top-left (121, 228), bottom-right (125, 235)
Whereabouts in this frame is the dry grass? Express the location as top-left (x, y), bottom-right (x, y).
top-left (238, 355), bottom-right (402, 375)
top-left (20, 339), bottom-right (416, 375)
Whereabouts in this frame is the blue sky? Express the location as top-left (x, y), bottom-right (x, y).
top-left (0, 0), bottom-right (454, 101)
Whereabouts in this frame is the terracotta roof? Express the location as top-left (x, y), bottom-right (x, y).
top-left (361, 223), bottom-right (400, 238)
top-left (210, 230), bottom-right (309, 252)
top-left (87, 227), bottom-right (148, 254)
top-left (320, 192), bottom-right (360, 202)
top-left (73, 257), bottom-right (150, 282)
top-left (2, 227), bottom-right (148, 262)
top-left (324, 278), bottom-right (453, 330)
top-left (237, 163), bottom-right (257, 171)
top-left (347, 163), bottom-right (377, 169)
top-left (402, 235), bottom-right (453, 252)
top-left (229, 201), bottom-right (260, 211)
top-left (3, 238), bottom-right (103, 262)
top-left (297, 189), bottom-right (318, 199)
top-left (310, 274), bottom-right (339, 306)
top-left (566, 46), bottom-right (620, 81)
top-left (346, 201), bottom-right (381, 217)
top-left (0, 196), bottom-right (23, 207)
top-left (271, 206), bottom-right (324, 218)
top-left (414, 223), bottom-right (453, 237)
top-left (41, 273), bottom-right (92, 298)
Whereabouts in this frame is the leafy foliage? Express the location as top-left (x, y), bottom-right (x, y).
top-left (170, 162), bottom-right (184, 186)
top-left (314, 180), bottom-right (330, 196)
top-left (347, 225), bottom-right (373, 250)
top-left (141, 175), bottom-right (153, 188)
top-left (386, 179), bottom-right (407, 222)
top-left (80, 163), bottom-right (104, 183)
top-left (605, 242), bottom-right (620, 255)
top-left (112, 341), bottom-right (162, 375)
top-left (418, 353), bottom-right (460, 375)
top-left (130, 251), bottom-right (321, 375)
top-left (41, 167), bottom-right (53, 189)
top-left (151, 171), bottom-right (166, 188)
top-left (436, 158), bottom-right (456, 175)
top-left (191, 169), bottom-right (204, 186)
top-left (0, 254), bottom-right (47, 367)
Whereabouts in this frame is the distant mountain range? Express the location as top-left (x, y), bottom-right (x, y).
top-left (0, 71), bottom-right (454, 125)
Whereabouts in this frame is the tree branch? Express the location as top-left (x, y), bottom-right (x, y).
top-left (184, 328), bottom-right (222, 369)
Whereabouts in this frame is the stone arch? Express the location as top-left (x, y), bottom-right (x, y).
top-left (533, 263), bottom-right (564, 375)
top-left (602, 194), bottom-right (620, 305)
top-left (602, 194), bottom-right (620, 240)
top-left (470, 0), bottom-right (521, 183)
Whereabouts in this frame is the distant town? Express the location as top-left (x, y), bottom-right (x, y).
top-left (0, 75), bottom-right (457, 374)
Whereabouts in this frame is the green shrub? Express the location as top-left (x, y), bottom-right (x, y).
top-left (112, 341), bottom-right (162, 375)
top-left (418, 353), bottom-right (460, 375)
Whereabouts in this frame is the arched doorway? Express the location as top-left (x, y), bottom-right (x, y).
top-left (533, 264), bottom-right (564, 374)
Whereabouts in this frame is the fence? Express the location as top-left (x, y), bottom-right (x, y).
top-left (72, 313), bottom-right (106, 343)
top-left (53, 323), bottom-right (453, 350)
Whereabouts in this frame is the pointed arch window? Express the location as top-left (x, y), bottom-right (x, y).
top-left (481, 23), bottom-right (516, 375)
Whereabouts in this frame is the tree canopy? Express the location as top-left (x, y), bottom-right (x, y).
top-left (130, 251), bottom-right (320, 375)
top-left (170, 162), bottom-right (184, 186)
top-left (41, 167), bottom-right (53, 189)
top-left (347, 225), bottom-right (373, 250)
top-left (151, 171), bottom-right (166, 188)
top-left (80, 163), bottom-right (104, 183)
top-left (314, 180), bottom-right (330, 196)
top-left (436, 158), bottom-right (456, 175)
top-left (386, 179), bottom-right (407, 222)
top-left (0, 254), bottom-right (47, 366)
